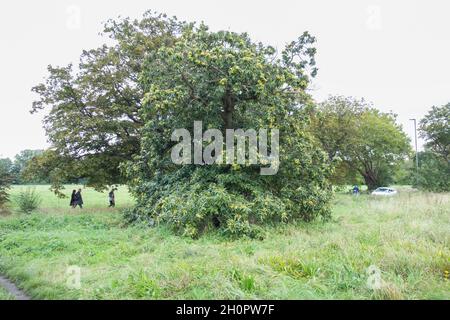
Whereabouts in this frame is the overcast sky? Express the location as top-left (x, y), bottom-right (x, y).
top-left (1, 0), bottom-right (449, 159)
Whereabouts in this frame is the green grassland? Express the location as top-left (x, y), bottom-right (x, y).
top-left (0, 185), bottom-right (448, 299)
top-left (0, 286), bottom-right (14, 300)
top-left (8, 185), bottom-right (134, 211)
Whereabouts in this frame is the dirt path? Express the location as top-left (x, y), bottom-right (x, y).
top-left (0, 275), bottom-right (30, 300)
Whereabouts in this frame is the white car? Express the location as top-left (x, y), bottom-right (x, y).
top-left (371, 187), bottom-right (397, 196)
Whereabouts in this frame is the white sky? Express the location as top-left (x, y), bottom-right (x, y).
top-left (1, 0), bottom-right (449, 159)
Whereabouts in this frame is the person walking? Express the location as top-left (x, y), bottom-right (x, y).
top-left (70, 190), bottom-right (77, 208)
top-left (108, 188), bottom-right (116, 208)
top-left (74, 189), bottom-right (83, 209)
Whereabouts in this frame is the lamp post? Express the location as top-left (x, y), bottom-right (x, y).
top-left (409, 118), bottom-right (418, 174)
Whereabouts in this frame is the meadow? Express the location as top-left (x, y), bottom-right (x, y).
top-left (0, 185), bottom-right (448, 299)
top-left (0, 286), bottom-right (14, 300)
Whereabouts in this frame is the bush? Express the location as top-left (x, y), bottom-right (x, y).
top-left (0, 183), bottom-right (9, 207)
top-left (125, 166), bottom-right (331, 239)
top-left (0, 162), bottom-right (11, 207)
top-left (15, 188), bottom-right (42, 214)
top-left (414, 152), bottom-right (450, 192)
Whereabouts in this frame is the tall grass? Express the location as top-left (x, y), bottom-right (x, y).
top-left (0, 186), bottom-right (448, 299)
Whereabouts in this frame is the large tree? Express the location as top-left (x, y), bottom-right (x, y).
top-left (30, 11), bottom-right (185, 194)
top-left (124, 24), bottom-right (332, 238)
top-left (311, 96), bottom-right (411, 190)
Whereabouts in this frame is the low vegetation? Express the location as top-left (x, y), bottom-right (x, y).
top-left (0, 185), bottom-right (448, 299)
top-left (14, 188), bottom-right (42, 214)
top-left (0, 286), bottom-right (14, 300)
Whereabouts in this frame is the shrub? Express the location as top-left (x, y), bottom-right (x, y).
top-left (15, 188), bottom-right (42, 214)
top-left (124, 166), bottom-right (331, 239)
top-left (0, 162), bottom-right (11, 207)
top-left (0, 184), bottom-right (9, 207)
top-left (127, 270), bottom-right (161, 298)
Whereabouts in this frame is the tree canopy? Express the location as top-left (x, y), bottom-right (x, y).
top-left (30, 11), bottom-right (185, 193)
top-left (416, 103), bottom-right (450, 192)
top-left (10, 149), bottom-right (44, 184)
top-left (123, 24), bottom-right (332, 238)
top-left (311, 96), bottom-right (411, 190)
top-left (419, 103), bottom-right (450, 162)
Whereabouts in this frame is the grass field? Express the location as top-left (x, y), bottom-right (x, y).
top-left (0, 185), bottom-right (448, 299)
top-left (0, 286), bottom-right (14, 300)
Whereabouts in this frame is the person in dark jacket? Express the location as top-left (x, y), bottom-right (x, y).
top-left (74, 189), bottom-right (83, 209)
top-left (70, 190), bottom-right (76, 208)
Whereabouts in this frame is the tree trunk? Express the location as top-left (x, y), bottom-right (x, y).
top-left (362, 171), bottom-right (379, 191)
top-left (221, 90), bottom-right (235, 129)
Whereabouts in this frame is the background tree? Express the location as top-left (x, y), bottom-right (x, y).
top-left (311, 96), bottom-right (411, 190)
top-left (414, 150), bottom-right (450, 192)
top-left (30, 11), bottom-right (185, 194)
top-left (351, 110), bottom-right (411, 189)
top-left (0, 159), bottom-right (12, 206)
top-left (419, 103), bottom-right (450, 162)
top-left (11, 149), bottom-right (44, 184)
top-left (415, 103), bottom-right (450, 191)
top-left (309, 96), bottom-right (365, 185)
top-left (125, 25), bottom-right (332, 238)
top-left (0, 158), bottom-right (13, 176)
top-left (21, 150), bottom-right (78, 196)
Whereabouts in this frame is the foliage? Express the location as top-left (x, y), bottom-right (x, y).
top-left (0, 158), bottom-right (13, 174)
top-left (416, 104), bottom-right (450, 192)
top-left (393, 158), bottom-right (414, 185)
top-left (125, 25), bottom-right (332, 238)
top-left (0, 159), bottom-right (12, 206)
top-left (414, 151), bottom-right (450, 192)
top-left (1, 151), bottom-right (45, 186)
top-left (15, 188), bottom-right (42, 214)
top-left (419, 103), bottom-right (450, 162)
top-left (10, 149), bottom-right (45, 184)
top-left (22, 149), bottom-right (112, 197)
top-left (311, 96), bottom-right (411, 190)
top-left (30, 11), bottom-right (186, 193)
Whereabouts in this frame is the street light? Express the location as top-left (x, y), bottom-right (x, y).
top-left (409, 118), bottom-right (418, 174)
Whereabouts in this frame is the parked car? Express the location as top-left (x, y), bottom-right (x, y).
top-left (371, 187), bottom-right (397, 196)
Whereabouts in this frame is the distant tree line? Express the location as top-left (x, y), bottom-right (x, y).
top-left (0, 149), bottom-right (86, 207)
top-left (0, 149), bottom-right (47, 185)
top-left (309, 98), bottom-right (449, 192)
top-left (1, 149), bottom-right (46, 208)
